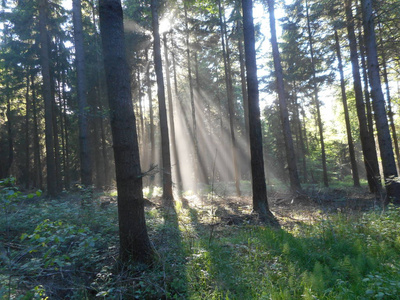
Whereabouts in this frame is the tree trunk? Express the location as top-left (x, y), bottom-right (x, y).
top-left (51, 77), bottom-right (62, 193)
top-left (145, 48), bottom-right (155, 188)
top-left (73, 0), bottom-right (92, 187)
top-left (38, 0), bottom-right (57, 197)
top-left (361, 0), bottom-right (400, 204)
top-left (346, 0), bottom-right (381, 194)
top-left (31, 74), bottom-right (43, 189)
top-left (164, 33), bottom-right (183, 194)
top-left (242, 0), bottom-right (277, 225)
top-left (151, 0), bottom-right (173, 205)
top-left (91, 0), bottom-right (110, 187)
top-left (305, 0), bottom-right (328, 187)
top-left (334, 29), bottom-right (360, 187)
top-left (184, 4), bottom-right (200, 192)
top-left (25, 74), bottom-right (30, 189)
top-left (218, 0), bottom-right (241, 196)
top-left (5, 84), bottom-right (13, 178)
top-left (267, 0), bottom-right (302, 193)
top-left (61, 70), bottom-right (71, 189)
top-left (356, 12), bottom-right (375, 140)
top-left (237, 20), bottom-right (250, 144)
top-left (378, 22), bottom-right (400, 172)
top-left (99, 0), bottom-right (154, 263)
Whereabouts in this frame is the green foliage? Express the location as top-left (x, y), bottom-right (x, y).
top-left (2, 182), bottom-right (400, 299)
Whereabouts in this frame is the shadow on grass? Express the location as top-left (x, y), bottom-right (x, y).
top-left (180, 198), bottom-right (400, 299)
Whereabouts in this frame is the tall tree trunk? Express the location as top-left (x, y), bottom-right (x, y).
top-left (361, 0), bottom-right (400, 203)
top-left (242, 0), bottom-right (277, 225)
top-left (292, 82), bottom-right (308, 182)
top-left (99, 0), bottom-right (154, 263)
top-left (145, 49), bottom-right (155, 188)
top-left (73, 0), bottom-right (92, 186)
top-left (5, 84), bottom-right (13, 177)
top-left (25, 74), bottom-right (30, 189)
top-left (164, 33), bottom-right (183, 194)
top-left (237, 20), bottom-right (250, 144)
top-left (238, 19), bottom-right (251, 181)
top-left (51, 77), bottom-right (62, 193)
top-left (378, 22), bottom-right (400, 172)
top-left (31, 74), bottom-right (43, 189)
top-left (56, 77), bottom-right (67, 190)
top-left (334, 29), bottom-right (360, 187)
top-left (91, 0), bottom-right (109, 186)
top-left (218, 0), bottom-right (241, 196)
top-left (184, 4), bottom-right (200, 192)
top-left (346, 0), bottom-right (381, 194)
top-left (267, 0), bottom-right (302, 193)
top-left (137, 61), bottom-right (145, 156)
top-left (151, 0), bottom-right (173, 205)
top-left (357, 13), bottom-right (375, 139)
top-left (194, 52), bottom-right (211, 186)
top-left (61, 70), bottom-right (70, 189)
top-left (38, 0), bottom-right (57, 196)
top-left (305, 0), bottom-right (329, 187)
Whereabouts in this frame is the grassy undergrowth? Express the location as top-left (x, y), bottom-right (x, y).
top-left (1, 179), bottom-right (400, 299)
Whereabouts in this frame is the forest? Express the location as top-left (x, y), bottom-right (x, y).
top-left (1, 0), bottom-right (400, 298)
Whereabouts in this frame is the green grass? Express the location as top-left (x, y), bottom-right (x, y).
top-left (1, 181), bottom-right (400, 299)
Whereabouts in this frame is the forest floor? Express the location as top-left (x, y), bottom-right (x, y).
top-left (144, 184), bottom-right (379, 230)
top-left (1, 182), bottom-right (399, 299)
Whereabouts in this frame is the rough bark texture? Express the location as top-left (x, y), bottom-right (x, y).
top-left (73, 0), bottom-right (92, 186)
top-left (151, 0), bottom-right (173, 205)
top-left (268, 0), bottom-right (302, 193)
top-left (99, 0), bottom-right (154, 263)
top-left (242, 0), bottom-right (277, 225)
top-left (362, 0), bottom-right (400, 204)
top-left (334, 29), bottom-right (360, 187)
top-left (345, 0), bottom-right (381, 194)
top-left (38, 0), bottom-right (57, 197)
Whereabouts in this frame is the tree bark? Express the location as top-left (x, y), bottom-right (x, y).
top-left (38, 0), bottom-right (57, 197)
top-left (345, 0), bottom-right (381, 196)
top-left (267, 0), bottom-right (302, 193)
top-left (91, 0), bottom-right (110, 187)
top-left (25, 74), bottom-right (30, 189)
top-left (362, 0), bottom-right (400, 203)
top-left (378, 22), bottom-right (400, 172)
top-left (242, 0), bottom-right (277, 225)
top-left (31, 74), bottom-right (43, 189)
top-left (73, 0), bottom-right (92, 187)
top-left (99, 0), bottom-right (154, 263)
top-left (346, 0), bottom-right (381, 194)
top-left (334, 29), bottom-right (360, 187)
top-left (151, 0), bottom-right (173, 205)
